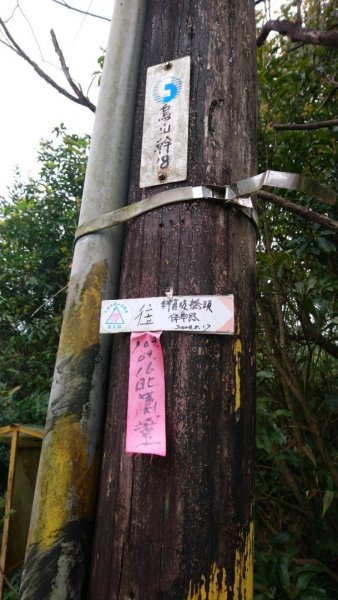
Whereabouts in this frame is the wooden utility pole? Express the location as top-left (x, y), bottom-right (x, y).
top-left (89, 1), bottom-right (257, 598)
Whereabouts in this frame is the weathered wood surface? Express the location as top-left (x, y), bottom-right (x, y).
top-left (88, 1), bottom-right (257, 598)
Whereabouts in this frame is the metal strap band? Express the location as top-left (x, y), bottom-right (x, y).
top-left (75, 187), bottom-right (258, 241)
top-left (74, 170), bottom-right (336, 242)
top-left (225, 170), bottom-right (335, 205)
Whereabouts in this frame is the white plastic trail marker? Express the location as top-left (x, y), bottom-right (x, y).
top-left (100, 295), bottom-right (234, 335)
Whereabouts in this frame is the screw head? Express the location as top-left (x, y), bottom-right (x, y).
top-left (158, 172), bottom-right (166, 181)
top-left (164, 62), bottom-right (172, 70)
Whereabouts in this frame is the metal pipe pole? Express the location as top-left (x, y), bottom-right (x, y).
top-left (19, 2), bottom-right (147, 598)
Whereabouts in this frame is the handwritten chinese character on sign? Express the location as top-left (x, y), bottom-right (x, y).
top-left (135, 303), bottom-right (154, 327)
top-left (126, 331), bottom-right (166, 456)
top-left (155, 105), bottom-right (172, 170)
top-left (159, 296), bottom-right (216, 332)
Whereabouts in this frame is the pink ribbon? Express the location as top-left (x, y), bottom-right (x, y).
top-left (126, 331), bottom-right (166, 456)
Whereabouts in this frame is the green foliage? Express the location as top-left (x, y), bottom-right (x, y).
top-left (0, 126), bottom-right (89, 431)
top-left (2, 569), bottom-right (21, 600)
top-left (255, 1), bottom-right (338, 597)
top-left (255, 534), bottom-right (329, 599)
top-left (0, 130), bottom-right (89, 596)
top-left (90, 47), bottom-right (106, 89)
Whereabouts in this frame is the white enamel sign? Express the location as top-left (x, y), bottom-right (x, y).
top-left (140, 56), bottom-right (191, 188)
top-left (100, 295), bottom-right (234, 335)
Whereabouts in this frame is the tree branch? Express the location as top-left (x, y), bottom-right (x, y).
top-left (0, 563), bottom-right (18, 596)
top-left (50, 29), bottom-right (96, 111)
top-left (0, 18), bottom-right (96, 112)
top-left (300, 310), bottom-right (338, 359)
top-left (296, 0), bottom-right (302, 26)
top-left (257, 190), bottom-right (338, 232)
top-left (257, 19), bottom-right (338, 49)
top-left (273, 118), bottom-right (338, 130)
top-left (261, 342), bottom-right (338, 488)
top-left (51, 0), bottom-right (110, 21)
top-left (261, 216), bottom-right (288, 353)
top-left (3, 0), bottom-right (20, 23)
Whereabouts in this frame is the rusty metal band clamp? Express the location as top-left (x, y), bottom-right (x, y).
top-left (74, 170), bottom-right (336, 243)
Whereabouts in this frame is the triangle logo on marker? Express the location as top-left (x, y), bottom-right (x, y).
top-left (106, 306), bottom-right (125, 325)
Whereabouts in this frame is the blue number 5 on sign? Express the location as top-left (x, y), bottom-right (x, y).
top-left (153, 76), bottom-right (182, 103)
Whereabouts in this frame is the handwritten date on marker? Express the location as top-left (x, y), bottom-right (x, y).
top-left (100, 295), bottom-right (234, 335)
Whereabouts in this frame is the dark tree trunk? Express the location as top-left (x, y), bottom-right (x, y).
top-left (88, 1), bottom-right (257, 598)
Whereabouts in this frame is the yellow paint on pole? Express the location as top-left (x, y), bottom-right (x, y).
top-left (28, 416), bottom-right (97, 551)
top-left (233, 338), bottom-right (242, 412)
top-left (187, 562), bottom-right (227, 599)
top-left (209, 563), bottom-right (227, 598)
top-left (186, 522), bottom-right (253, 599)
top-left (234, 521), bottom-right (254, 598)
top-left (58, 261), bottom-right (107, 359)
top-left (24, 262), bottom-right (105, 555)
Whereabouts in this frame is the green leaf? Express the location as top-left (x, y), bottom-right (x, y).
top-left (317, 236), bottom-right (335, 253)
top-left (296, 570), bottom-right (317, 591)
top-left (302, 444), bottom-right (317, 467)
top-left (277, 555), bottom-right (290, 587)
top-left (257, 370), bottom-right (274, 379)
top-left (322, 489), bottom-right (335, 517)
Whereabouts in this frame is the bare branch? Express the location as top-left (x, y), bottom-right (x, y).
top-left (50, 29), bottom-right (96, 111)
top-left (51, 0), bottom-right (110, 22)
top-left (0, 563), bottom-right (19, 596)
top-left (31, 284), bottom-right (69, 318)
top-left (257, 19), bottom-right (338, 49)
top-left (320, 77), bottom-right (338, 108)
top-left (2, 1), bottom-right (44, 60)
top-left (296, 0), bottom-right (302, 25)
top-left (3, 0), bottom-right (20, 23)
top-left (257, 190), bottom-right (338, 232)
top-left (51, 27), bottom-right (82, 95)
top-left (16, 0), bottom-right (45, 61)
top-left (0, 18), bottom-right (95, 112)
top-left (273, 118), bottom-right (338, 131)
top-left (300, 310), bottom-right (338, 359)
top-left (326, 76), bottom-right (338, 87)
top-left (0, 38), bottom-right (14, 51)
